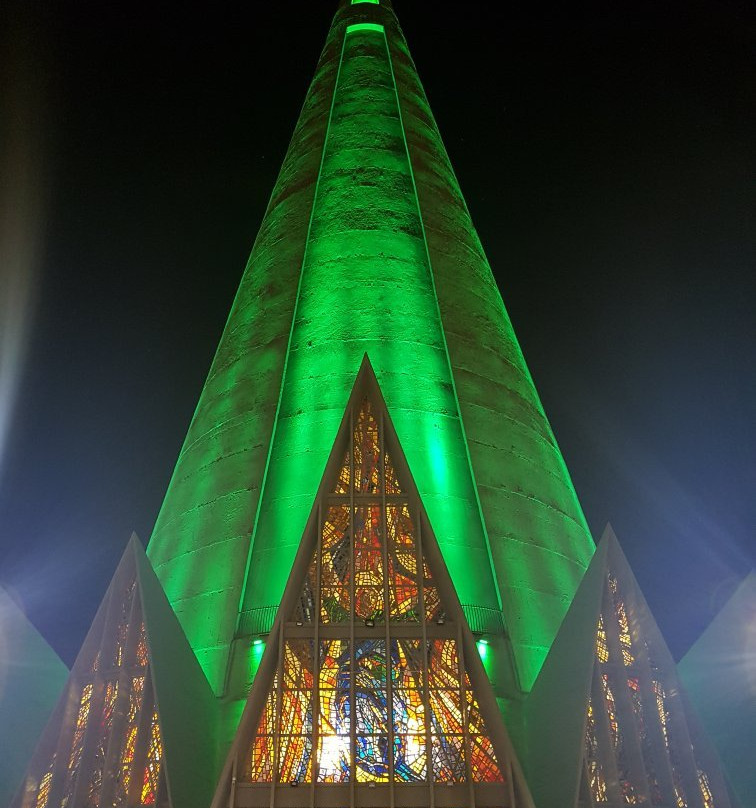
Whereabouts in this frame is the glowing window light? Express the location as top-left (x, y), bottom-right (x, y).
top-left (140, 711), bottom-right (163, 804)
top-left (698, 769), bottom-right (715, 808)
top-left (25, 755), bottom-right (55, 808)
top-left (34, 770), bottom-right (52, 808)
top-left (601, 674), bottom-right (619, 748)
top-left (246, 395), bottom-right (505, 789)
top-left (608, 575), bottom-right (634, 666)
top-left (87, 680), bottom-right (119, 802)
top-left (652, 680), bottom-right (669, 748)
top-left (114, 676), bottom-right (145, 802)
top-left (585, 698), bottom-right (608, 803)
top-left (63, 681), bottom-right (93, 798)
top-left (136, 622), bottom-right (149, 667)
top-left (596, 615), bottom-right (609, 663)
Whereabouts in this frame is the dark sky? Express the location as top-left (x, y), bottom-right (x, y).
top-left (1, 0), bottom-right (754, 669)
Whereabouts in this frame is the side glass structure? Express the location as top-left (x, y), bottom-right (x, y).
top-left (15, 561), bottom-right (166, 808)
top-left (581, 571), bottom-right (730, 808)
top-left (235, 388), bottom-right (517, 807)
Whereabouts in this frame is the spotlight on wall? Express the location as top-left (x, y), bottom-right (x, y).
top-left (364, 617), bottom-right (376, 628)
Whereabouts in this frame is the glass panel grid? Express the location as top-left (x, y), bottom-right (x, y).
top-left (245, 397), bottom-right (506, 793)
top-left (23, 572), bottom-right (165, 808)
top-left (587, 569), bottom-right (728, 808)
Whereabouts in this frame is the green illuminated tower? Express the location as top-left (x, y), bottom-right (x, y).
top-left (147, 0), bottom-right (594, 705)
top-left (8, 2), bottom-right (741, 807)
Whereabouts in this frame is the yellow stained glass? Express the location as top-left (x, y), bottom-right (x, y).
top-left (88, 679), bottom-right (119, 803)
top-left (353, 398), bottom-right (381, 494)
top-left (136, 622), bottom-right (149, 667)
top-left (653, 680), bottom-right (669, 748)
top-left (601, 674), bottom-right (619, 748)
top-left (114, 676), bottom-right (145, 801)
top-left (246, 396), bottom-right (506, 790)
top-left (698, 770), bottom-right (715, 808)
top-left (64, 681), bottom-right (93, 797)
top-left (585, 698), bottom-right (608, 803)
top-left (596, 614), bottom-right (609, 663)
top-left (35, 769), bottom-right (52, 808)
top-left (333, 450), bottom-right (351, 494)
top-left (609, 575), bottom-right (634, 666)
top-left (140, 710), bottom-right (162, 805)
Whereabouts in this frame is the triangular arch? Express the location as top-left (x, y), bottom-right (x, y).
top-left (579, 529), bottom-right (732, 808)
top-left (12, 536), bottom-right (217, 808)
top-left (214, 357), bottom-right (534, 808)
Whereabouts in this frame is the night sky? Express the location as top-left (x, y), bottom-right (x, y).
top-left (1, 0), bottom-right (754, 670)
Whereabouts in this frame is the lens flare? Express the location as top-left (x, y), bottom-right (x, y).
top-left (0, 18), bottom-right (47, 485)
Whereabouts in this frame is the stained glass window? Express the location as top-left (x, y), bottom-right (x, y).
top-left (113, 676), bottom-right (146, 803)
top-left (64, 682), bottom-right (93, 794)
top-left (699, 770), bottom-right (715, 808)
top-left (585, 697), bottom-right (608, 803)
top-left (16, 569), bottom-right (166, 808)
top-left (88, 679), bottom-right (119, 803)
top-left (246, 394), bottom-right (508, 804)
top-left (584, 565), bottom-right (728, 808)
top-left (596, 615), bottom-right (609, 663)
top-left (608, 575), bottom-right (634, 667)
top-left (140, 711), bottom-right (163, 805)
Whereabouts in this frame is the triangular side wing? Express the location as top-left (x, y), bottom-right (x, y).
top-left (12, 536), bottom-right (216, 808)
top-left (556, 527), bottom-right (734, 808)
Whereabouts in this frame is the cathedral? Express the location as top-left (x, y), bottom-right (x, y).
top-left (3, 2), bottom-right (752, 808)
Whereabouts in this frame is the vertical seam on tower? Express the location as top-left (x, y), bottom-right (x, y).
top-left (382, 29), bottom-right (505, 617)
top-left (233, 30), bottom-right (350, 641)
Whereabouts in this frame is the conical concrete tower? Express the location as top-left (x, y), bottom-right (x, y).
top-left (147, 0), bottom-right (594, 702)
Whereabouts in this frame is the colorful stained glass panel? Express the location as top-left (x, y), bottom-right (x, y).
top-left (140, 710), bottom-right (162, 805)
top-left (394, 734), bottom-right (427, 781)
top-left (317, 733), bottom-right (350, 782)
top-left (431, 735), bottom-right (466, 783)
top-left (353, 399), bottom-right (381, 494)
top-left (244, 395), bottom-right (510, 796)
top-left (278, 735), bottom-right (313, 783)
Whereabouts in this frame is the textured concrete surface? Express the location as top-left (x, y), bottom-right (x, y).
top-left (147, 0), bottom-right (595, 704)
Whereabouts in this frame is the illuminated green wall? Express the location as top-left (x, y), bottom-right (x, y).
top-left (148, 0), bottom-right (594, 698)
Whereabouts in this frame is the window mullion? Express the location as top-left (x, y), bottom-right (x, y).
top-left (311, 500), bottom-right (322, 807)
top-left (380, 412), bottom-right (395, 805)
top-left (349, 406), bottom-right (356, 808)
top-left (590, 664), bottom-right (622, 805)
top-left (417, 516), bottom-right (434, 806)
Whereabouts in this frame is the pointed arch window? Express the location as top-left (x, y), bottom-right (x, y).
top-left (224, 360), bottom-right (527, 808)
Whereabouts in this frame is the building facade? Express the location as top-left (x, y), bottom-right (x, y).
top-left (5, 2), bottom-right (747, 808)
